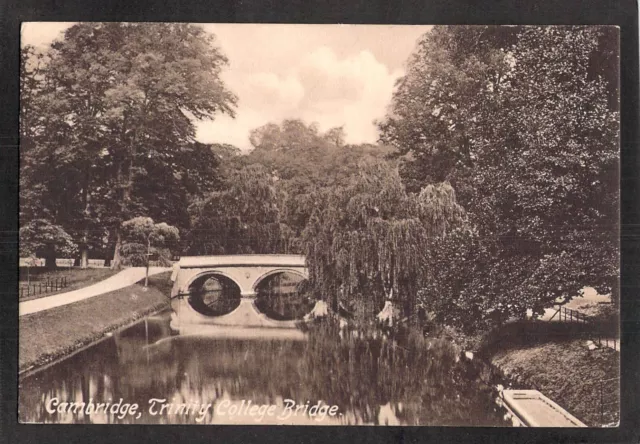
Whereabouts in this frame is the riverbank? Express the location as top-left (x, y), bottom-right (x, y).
top-left (488, 340), bottom-right (619, 426)
top-left (477, 320), bottom-right (620, 427)
top-left (19, 272), bottom-right (172, 373)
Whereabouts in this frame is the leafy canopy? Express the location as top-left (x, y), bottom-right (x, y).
top-left (20, 23), bottom-right (237, 266)
top-left (120, 217), bottom-right (180, 266)
top-left (379, 26), bottom-right (619, 329)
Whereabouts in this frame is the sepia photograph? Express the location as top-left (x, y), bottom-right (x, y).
top-left (18, 23), bottom-right (620, 426)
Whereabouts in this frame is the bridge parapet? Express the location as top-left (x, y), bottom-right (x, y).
top-left (171, 254), bottom-right (307, 297)
top-left (176, 254), bottom-right (306, 268)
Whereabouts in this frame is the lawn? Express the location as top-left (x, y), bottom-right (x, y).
top-left (19, 271), bottom-right (173, 372)
top-left (18, 267), bottom-right (120, 301)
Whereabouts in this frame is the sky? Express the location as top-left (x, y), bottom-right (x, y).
top-left (21, 23), bottom-right (432, 150)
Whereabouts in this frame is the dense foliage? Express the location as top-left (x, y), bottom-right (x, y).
top-left (379, 26), bottom-right (619, 330)
top-left (120, 217), bottom-right (180, 267)
top-left (186, 164), bottom-right (293, 255)
top-left (21, 25), bottom-right (619, 333)
top-left (246, 119), bottom-right (395, 240)
top-left (19, 219), bottom-right (78, 268)
top-left (302, 160), bottom-right (467, 322)
top-left (20, 23), bottom-right (236, 268)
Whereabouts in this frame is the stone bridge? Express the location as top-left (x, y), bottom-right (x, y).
top-left (170, 255), bottom-right (310, 331)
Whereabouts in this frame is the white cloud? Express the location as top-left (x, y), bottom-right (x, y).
top-left (197, 45), bottom-right (405, 149)
top-left (195, 71), bottom-right (306, 148)
top-left (233, 72), bottom-right (304, 112)
top-left (21, 23), bottom-right (430, 150)
top-left (296, 46), bottom-right (404, 143)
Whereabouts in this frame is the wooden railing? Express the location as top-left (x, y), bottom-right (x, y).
top-left (593, 336), bottom-right (619, 352)
top-left (549, 305), bottom-right (619, 351)
top-left (549, 306), bottom-right (590, 323)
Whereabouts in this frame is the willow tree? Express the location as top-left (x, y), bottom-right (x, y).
top-left (302, 160), bottom-right (467, 324)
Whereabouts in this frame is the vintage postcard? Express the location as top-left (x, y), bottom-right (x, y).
top-left (18, 23), bottom-right (620, 426)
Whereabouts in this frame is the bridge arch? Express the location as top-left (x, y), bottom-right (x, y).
top-left (251, 268), bottom-right (308, 293)
top-left (185, 269), bottom-right (244, 293)
top-left (253, 268), bottom-right (313, 321)
top-left (185, 271), bottom-right (243, 317)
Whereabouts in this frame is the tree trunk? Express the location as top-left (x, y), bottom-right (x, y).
top-left (104, 229), bottom-right (114, 268)
top-left (80, 246), bottom-right (89, 268)
top-left (144, 236), bottom-right (150, 287)
top-left (111, 227), bottom-right (123, 270)
top-left (80, 171), bottom-right (91, 269)
top-left (110, 157), bottom-right (128, 270)
top-left (43, 244), bottom-right (57, 270)
top-left (110, 140), bottom-right (135, 269)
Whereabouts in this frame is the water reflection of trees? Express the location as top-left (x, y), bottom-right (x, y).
top-left (20, 315), bottom-right (508, 425)
top-left (299, 322), bottom-right (507, 426)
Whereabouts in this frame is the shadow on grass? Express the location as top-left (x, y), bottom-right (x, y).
top-left (479, 315), bottom-right (619, 358)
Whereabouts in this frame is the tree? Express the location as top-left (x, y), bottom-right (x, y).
top-left (379, 26), bottom-right (619, 329)
top-left (121, 217), bottom-right (179, 287)
top-left (19, 220), bottom-right (78, 269)
top-left (378, 26), bottom-right (520, 189)
top-left (324, 126), bottom-right (346, 148)
top-left (186, 164), bottom-right (293, 255)
top-left (20, 45), bottom-right (90, 268)
top-left (21, 42), bottom-right (117, 268)
top-left (20, 23), bottom-right (237, 269)
top-left (302, 159), bottom-right (467, 324)
top-left (245, 120), bottom-right (397, 243)
top-left (209, 143), bottom-right (244, 181)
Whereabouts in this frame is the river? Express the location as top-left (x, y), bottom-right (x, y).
top-left (19, 311), bottom-right (510, 425)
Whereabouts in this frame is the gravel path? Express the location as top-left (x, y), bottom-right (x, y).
top-left (19, 267), bottom-right (170, 316)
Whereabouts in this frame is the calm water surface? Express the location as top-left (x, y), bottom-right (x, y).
top-left (19, 312), bottom-right (509, 425)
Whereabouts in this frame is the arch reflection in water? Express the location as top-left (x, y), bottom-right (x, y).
top-left (187, 274), bottom-right (241, 316)
top-left (254, 271), bottom-right (314, 320)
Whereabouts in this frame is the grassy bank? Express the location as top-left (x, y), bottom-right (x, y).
top-left (478, 320), bottom-right (620, 426)
top-left (19, 272), bottom-right (172, 372)
top-left (19, 267), bottom-right (120, 301)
